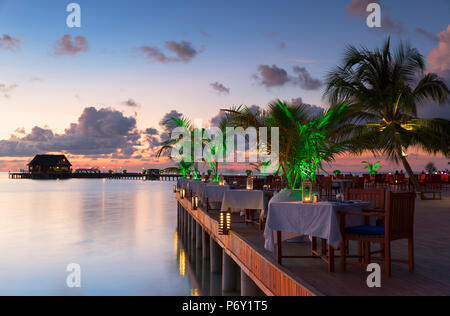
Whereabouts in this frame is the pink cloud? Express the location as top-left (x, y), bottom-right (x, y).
top-left (54, 35), bottom-right (89, 56)
top-left (427, 25), bottom-right (450, 76)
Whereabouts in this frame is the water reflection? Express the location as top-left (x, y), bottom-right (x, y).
top-left (173, 228), bottom-right (227, 297)
top-left (0, 175), bottom-right (194, 295)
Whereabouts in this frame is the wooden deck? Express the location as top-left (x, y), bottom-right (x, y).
top-left (177, 193), bottom-right (450, 296)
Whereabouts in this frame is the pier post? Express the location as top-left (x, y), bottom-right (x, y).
top-left (202, 230), bottom-right (210, 260)
top-left (210, 238), bottom-right (222, 274)
top-left (182, 208), bottom-right (187, 239)
top-left (222, 252), bottom-right (239, 293)
top-left (240, 270), bottom-right (261, 296)
top-left (186, 212), bottom-right (191, 243)
top-left (190, 216), bottom-right (196, 244)
top-left (196, 222), bottom-right (202, 250)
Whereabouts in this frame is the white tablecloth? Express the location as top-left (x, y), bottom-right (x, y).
top-left (264, 201), bottom-right (372, 251)
top-left (177, 178), bottom-right (189, 190)
top-left (201, 184), bottom-right (229, 202)
top-left (187, 180), bottom-right (205, 196)
top-left (221, 190), bottom-right (265, 213)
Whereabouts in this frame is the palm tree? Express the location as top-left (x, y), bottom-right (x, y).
top-left (155, 117), bottom-right (200, 178)
top-left (325, 38), bottom-right (450, 191)
top-left (224, 100), bottom-right (356, 189)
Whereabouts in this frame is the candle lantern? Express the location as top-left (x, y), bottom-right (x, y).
top-left (313, 194), bottom-right (318, 204)
top-left (191, 195), bottom-right (199, 210)
top-left (219, 174), bottom-right (225, 186)
top-left (218, 209), bottom-right (231, 235)
top-left (180, 188), bottom-right (186, 199)
top-left (173, 184), bottom-right (177, 193)
top-left (246, 175), bottom-right (254, 190)
top-left (201, 174), bottom-right (206, 182)
top-left (302, 178), bottom-right (313, 203)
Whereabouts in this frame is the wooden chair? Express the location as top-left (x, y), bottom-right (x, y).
top-left (352, 177), bottom-right (365, 189)
top-left (344, 188), bottom-right (386, 258)
top-left (319, 177), bottom-right (333, 198)
top-left (340, 191), bottom-right (415, 277)
top-left (344, 188), bottom-right (385, 212)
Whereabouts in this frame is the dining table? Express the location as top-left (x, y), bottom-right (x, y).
top-left (264, 199), bottom-right (372, 272)
top-left (176, 178), bottom-right (189, 191)
top-left (200, 184), bottom-right (230, 212)
top-left (221, 189), bottom-right (266, 229)
top-left (186, 180), bottom-right (205, 198)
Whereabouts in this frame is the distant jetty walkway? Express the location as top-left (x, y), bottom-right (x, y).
top-left (8, 171), bottom-right (182, 181)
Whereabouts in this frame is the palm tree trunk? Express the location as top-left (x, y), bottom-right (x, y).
top-left (399, 154), bottom-right (421, 192)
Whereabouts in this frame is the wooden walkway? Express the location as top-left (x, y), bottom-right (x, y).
top-left (177, 193), bottom-right (450, 296)
top-left (8, 172), bottom-right (182, 181)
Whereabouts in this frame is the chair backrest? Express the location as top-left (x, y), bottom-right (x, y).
top-left (374, 174), bottom-right (385, 183)
top-left (320, 177), bottom-right (332, 189)
top-left (386, 191), bottom-right (415, 239)
top-left (430, 174), bottom-right (442, 184)
top-left (345, 188), bottom-right (385, 211)
top-left (353, 177), bottom-right (365, 189)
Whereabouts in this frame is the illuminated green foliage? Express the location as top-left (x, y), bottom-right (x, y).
top-left (362, 161), bottom-right (381, 175)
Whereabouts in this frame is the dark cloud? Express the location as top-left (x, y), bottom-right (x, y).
top-left (159, 110), bottom-right (184, 142)
top-left (144, 128), bottom-right (161, 149)
top-left (247, 105), bottom-right (261, 115)
top-left (0, 107), bottom-right (140, 157)
top-left (0, 34), bottom-right (20, 52)
top-left (139, 46), bottom-right (168, 62)
top-left (416, 28), bottom-right (439, 43)
top-left (290, 97), bottom-right (303, 106)
top-left (139, 40), bottom-right (199, 63)
top-left (0, 84), bottom-right (18, 98)
top-left (418, 26), bottom-right (450, 120)
top-left (254, 65), bottom-right (322, 90)
top-left (290, 97), bottom-right (325, 117)
top-left (54, 35), bottom-right (89, 56)
top-left (253, 65), bottom-right (290, 88)
top-left (165, 41), bottom-right (198, 62)
top-left (292, 66), bottom-right (323, 90)
top-left (347, 0), bottom-right (377, 17)
top-left (210, 111), bottom-right (226, 127)
top-left (381, 14), bottom-right (403, 34)
top-left (122, 98), bottom-right (140, 107)
top-left (210, 82), bottom-right (230, 95)
top-left (145, 128), bottom-right (158, 136)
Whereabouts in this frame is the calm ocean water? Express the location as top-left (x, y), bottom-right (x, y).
top-left (0, 172), bottom-right (208, 296)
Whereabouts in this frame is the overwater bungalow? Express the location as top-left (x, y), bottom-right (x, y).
top-left (27, 154), bottom-right (72, 177)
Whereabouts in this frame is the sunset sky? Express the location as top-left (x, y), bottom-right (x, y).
top-left (0, 0), bottom-right (449, 172)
